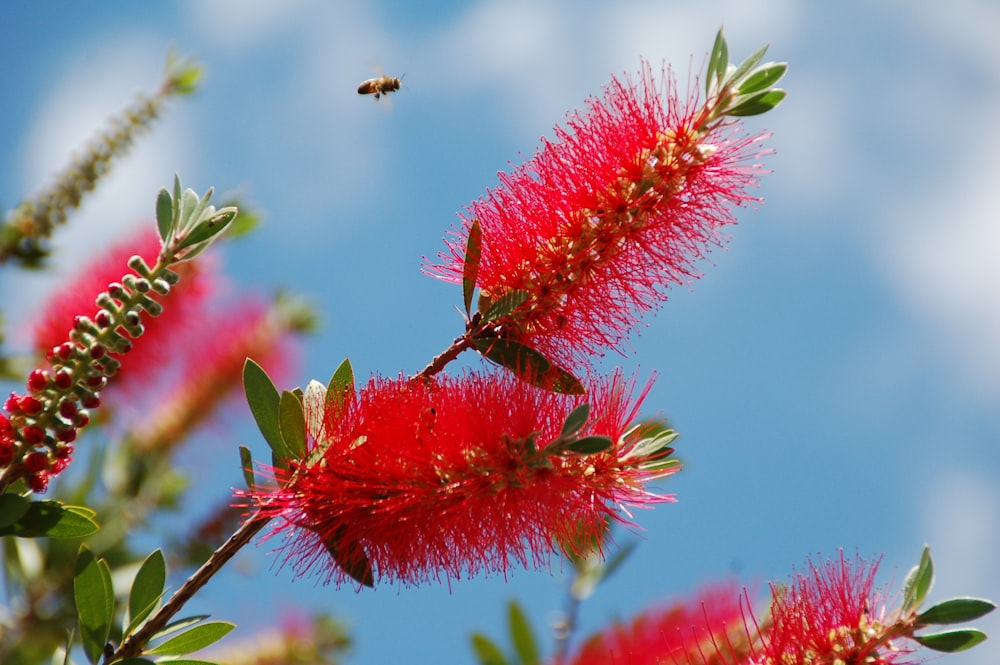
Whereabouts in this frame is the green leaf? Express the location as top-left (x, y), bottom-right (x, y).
top-left (0, 500), bottom-right (100, 538)
top-left (238, 445), bottom-right (255, 491)
top-left (726, 89), bottom-right (786, 117)
top-left (565, 436), bottom-right (613, 455)
top-left (323, 529), bottom-right (375, 588)
top-left (126, 550), bottom-right (166, 636)
top-left (602, 540), bottom-right (638, 581)
top-left (172, 174), bottom-right (183, 229)
top-left (473, 338), bottom-right (585, 395)
top-left (326, 357), bottom-right (355, 421)
top-left (278, 389), bottom-right (307, 461)
top-left (177, 207), bottom-right (237, 250)
top-left (463, 219), bottom-right (482, 317)
top-left (561, 403), bottom-right (590, 437)
top-left (155, 187), bottom-right (174, 242)
top-left (917, 597), bottom-right (996, 625)
top-left (0, 493), bottom-right (29, 527)
top-left (913, 629), bottom-right (988, 653)
top-left (147, 621), bottom-right (236, 656)
top-left (507, 600), bottom-right (539, 665)
top-left (903, 545), bottom-right (935, 613)
top-left (727, 43), bottom-right (770, 89)
top-left (736, 62), bottom-right (787, 95)
top-left (706, 27), bottom-right (729, 96)
top-left (74, 546), bottom-right (114, 665)
top-left (470, 633), bottom-right (508, 665)
top-left (115, 659), bottom-right (158, 665)
top-left (485, 290), bottom-right (530, 321)
top-left (243, 359), bottom-right (288, 467)
top-left (153, 615), bottom-right (209, 640)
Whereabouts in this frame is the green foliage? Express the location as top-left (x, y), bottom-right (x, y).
top-left (243, 358), bottom-right (287, 468)
top-left (564, 436), bottom-right (613, 454)
top-left (902, 545), bottom-right (934, 613)
top-left (470, 634), bottom-right (508, 665)
top-left (560, 403), bottom-right (590, 437)
top-left (483, 290), bottom-right (530, 321)
top-left (914, 629), bottom-right (989, 653)
top-left (322, 529), bottom-right (375, 588)
top-left (507, 601), bottom-right (539, 665)
top-left (0, 500), bottom-right (100, 538)
top-left (473, 338), bottom-right (584, 395)
top-left (125, 550), bottom-right (167, 636)
top-left (163, 49), bottom-right (203, 96)
top-left (278, 389), bottom-right (307, 460)
top-left (146, 621), bottom-right (235, 656)
top-left (157, 174), bottom-right (238, 264)
top-left (705, 26), bottom-right (787, 120)
top-left (238, 445), bottom-right (256, 491)
top-left (469, 601), bottom-right (541, 665)
top-left (463, 219), bottom-right (482, 317)
top-left (918, 598), bottom-right (996, 626)
top-left (74, 546), bottom-right (114, 665)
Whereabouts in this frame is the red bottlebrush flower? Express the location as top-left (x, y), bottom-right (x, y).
top-left (243, 369), bottom-right (677, 587)
top-left (427, 61), bottom-right (771, 370)
top-left (562, 582), bottom-right (752, 665)
top-left (31, 225), bottom-right (216, 395)
top-left (127, 297), bottom-right (300, 454)
top-left (751, 552), bottom-right (915, 665)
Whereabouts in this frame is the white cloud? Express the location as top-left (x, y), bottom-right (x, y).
top-left (183, 0), bottom-right (315, 51)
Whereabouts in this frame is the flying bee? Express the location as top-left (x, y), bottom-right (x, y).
top-left (357, 74), bottom-right (403, 100)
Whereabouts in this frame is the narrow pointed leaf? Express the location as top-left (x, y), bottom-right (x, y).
top-left (177, 208), bottom-right (237, 250)
top-left (126, 549), bottom-right (166, 635)
top-left (153, 615), bottom-right (209, 641)
top-left (278, 390), bottom-right (307, 461)
top-left (74, 546), bottom-right (114, 665)
top-left (238, 446), bottom-right (255, 491)
top-left (243, 359), bottom-right (288, 465)
top-left (470, 633), bottom-right (508, 665)
top-left (172, 174), bottom-right (183, 228)
top-left (736, 62), bottom-right (787, 95)
top-left (706, 28), bottom-right (729, 95)
top-left (728, 43), bottom-right (770, 87)
top-left (326, 357), bottom-right (356, 422)
top-left (565, 436), bottom-right (613, 455)
top-left (917, 597), bottom-right (996, 625)
top-left (508, 600), bottom-right (539, 665)
top-left (903, 545), bottom-right (935, 613)
top-left (147, 621), bottom-right (235, 656)
top-left (473, 338), bottom-right (584, 395)
top-left (561, 403), bottom-right (590, 437)
top-left (726, 89), bottom-right (786, 117)
top-left (156, 187), bottom-right (174, 242)
top-left (913, 629), bottom-right (988, 653)
top-left (485, 290), bottom-right (530, 321)
top-left (0, 500), bottom-right (100, 538)
top-left (323, 531), bottom-right (375, 588)
top-left (463, 219), bottom-right (482, 317)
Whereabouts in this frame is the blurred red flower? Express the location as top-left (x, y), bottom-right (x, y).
top-left (562, 582), bottom-right (752, 665)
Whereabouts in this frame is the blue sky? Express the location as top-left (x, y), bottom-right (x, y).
top-left (2, 2), bottom-right (999, 664)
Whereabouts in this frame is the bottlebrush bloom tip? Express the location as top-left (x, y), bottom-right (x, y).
top-left (426, 60), bottom-right (773, 370)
